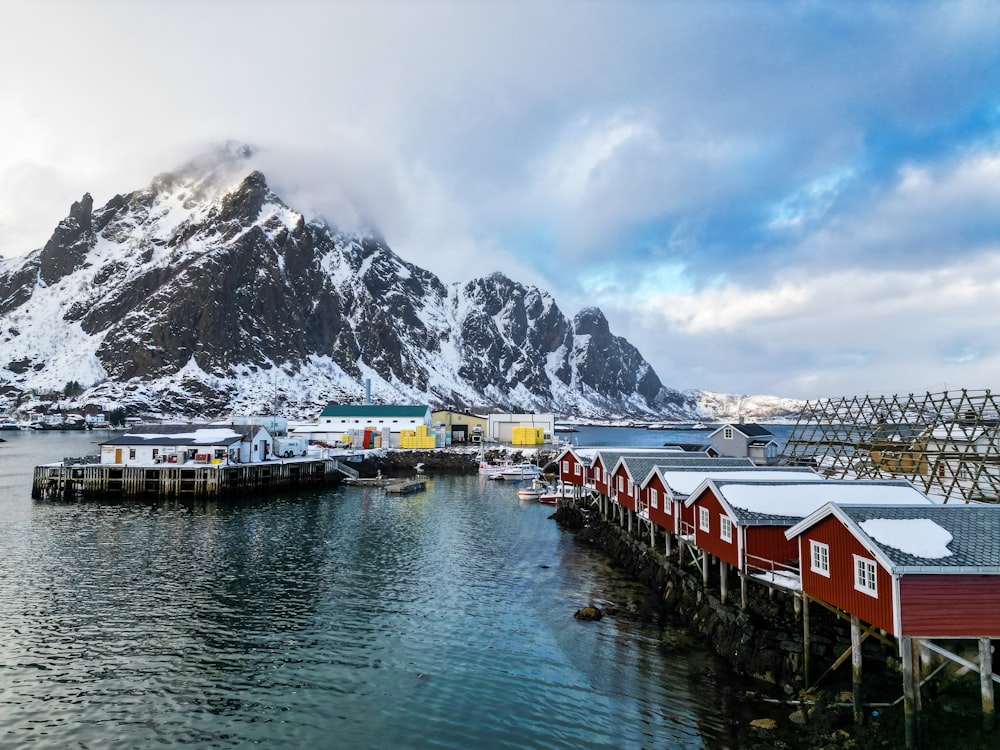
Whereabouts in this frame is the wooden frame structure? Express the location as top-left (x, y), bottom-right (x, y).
top-left (783, 388), bottom-right (1000, 503)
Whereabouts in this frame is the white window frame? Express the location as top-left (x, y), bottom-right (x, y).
top-left (562, 460), bottom-right (569, 474)
top-left (617, 476), bottom-right (624, 492)
top-left (810, 540), bottom-right (830, 577)
top-left (853, 555), bottom-right (878, 597)
top-left (720, 516), bottom-right (733, 543)
top-left (724, 427), bottom-right (734, 440)
top-left (574, 464), bottom-right (581, 476)
top-left (699, 506), bottom-right (710, 532)
top-left (650, 488), bottom-right (658, 509)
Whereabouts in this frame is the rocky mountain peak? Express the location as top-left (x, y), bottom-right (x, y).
top-left (0, 151), bottom-right (802, 420)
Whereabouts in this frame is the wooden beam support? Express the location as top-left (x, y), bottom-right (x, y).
top-left (901, 637), bottom-right (921, 749)
top-left (740, 572), bottom-right (748, 610)
top-left (802, 595), bottom-right (811, 686)
top-left (719, 559), bottom-right (728, 605)
top-left (851, 615), bottom-right (863, 724)
top-left (981, 638), bottom-right (995, 733)
top-left (702, 550), bottom-right (710, 588)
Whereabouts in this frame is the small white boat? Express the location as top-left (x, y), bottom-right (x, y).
top-left (517, 479), bottom-right (548, 499)
top-left (499, 463), bottom-right (542, 481)
top-left (538, 483), bottom-right (575, 505)
top-left (0, 419), bottom-right (21, 431)
top-left (478, 458), bottom-right (512, 479)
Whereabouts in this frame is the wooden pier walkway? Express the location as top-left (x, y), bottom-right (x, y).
top-left (32, 458), bottom-right (351, 501)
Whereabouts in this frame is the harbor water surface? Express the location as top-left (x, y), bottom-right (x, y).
top-left (0, 427), bottom-right (779, 748)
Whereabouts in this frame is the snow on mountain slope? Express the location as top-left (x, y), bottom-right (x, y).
top-left (0, 146), bottom-right (801, 421)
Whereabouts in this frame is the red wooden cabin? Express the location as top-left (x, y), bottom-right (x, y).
top-left (786, 503), bottom-right (1000, 637)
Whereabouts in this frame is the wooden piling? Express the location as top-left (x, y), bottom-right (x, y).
top-left (802, 595), bottom-right (811, 685)
top-left (981, 637), bottom-right (995, 732)
top-left (902, 636), bottom-right (921, 750)
top-left (719, 559), bottom-right (728, 604)
top-left (851, 614), bottom-right (863, 724)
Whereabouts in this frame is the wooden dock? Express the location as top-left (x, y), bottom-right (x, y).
top-left (31, 458), bottom-right (350, 501)
top-left (385, 477), bottom-right (428, 495)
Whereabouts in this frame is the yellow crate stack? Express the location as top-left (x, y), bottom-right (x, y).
top-left (400, 425), bottom-right (437, 449)
top-left (511, 426), bottom-right (545, 446)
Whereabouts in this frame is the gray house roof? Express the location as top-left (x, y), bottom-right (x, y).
top-left (620, 456), bottom-right (754, 484)
top-left (832, 504), bottom-right (1000, 571)
top-left (708, 422), bottom-right (775, 439)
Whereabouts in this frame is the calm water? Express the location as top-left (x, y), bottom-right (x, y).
top-left (0, 430), bottom-right (750, 749)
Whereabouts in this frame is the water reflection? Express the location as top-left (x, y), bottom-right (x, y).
top-left (0, 436), bottom-right (744, 748)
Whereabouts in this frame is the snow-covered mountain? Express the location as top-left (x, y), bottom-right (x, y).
top-left (690, 390), bottom-right (805, 423)
top-left (0, 147), bottom-right (801, 421)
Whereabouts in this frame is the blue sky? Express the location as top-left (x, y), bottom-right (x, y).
top-left (2, 1), bottom-right (1000, 400)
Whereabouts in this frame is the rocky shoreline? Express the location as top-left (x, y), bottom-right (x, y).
top-left (551, 501), bottom-right (995, 750)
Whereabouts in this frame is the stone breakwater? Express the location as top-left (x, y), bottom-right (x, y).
top-left (552, 502), bottom-right (894, 690)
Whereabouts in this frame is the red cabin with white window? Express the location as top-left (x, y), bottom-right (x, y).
top-left (641, 469), bottom-right (675, 533)
top-left (787, 503), bottom-right (1000, 637)
top-left (556, 447), bottom-right (589, 488)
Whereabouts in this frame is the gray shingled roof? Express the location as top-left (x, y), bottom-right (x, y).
top-left (621, 456), bottom-right (754, 482)
top-left (594, 450), bottom-right (705, 469)
top-left (838, 504), bottom-right (1000, 570)
top-left (734, 423), bottom-right (774, 437)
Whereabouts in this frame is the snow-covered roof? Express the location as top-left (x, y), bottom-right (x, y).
top-left (694, 479), bottom-right (933, 525)
top-left (789, 503), bottom-right (1000, 571)
top-left (653, 467), bottom-right (821, 497)
top-left (101, 427), bottom-right (243, 445)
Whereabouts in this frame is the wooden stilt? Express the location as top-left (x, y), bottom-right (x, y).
top-left (649, 521), bottom-right (655, 548)
top-left (851, 615), bottom-right (863, 724)
top-left (981, 638), bottom-right (995, 732)
top-left (702, 550), bottom-right (710, 587)
top-left (802, 595), bottom-right (811, 685)
top-left (901, 636), bottom-right (921, 749)
top-left (719, 559), bottom-right (728, 604)
top-left (740, 572), bottom-right (748, 610)
top-left (794, 595), bottom-right (801, 618)
top-left (665, 531), bottom-right (672, 557)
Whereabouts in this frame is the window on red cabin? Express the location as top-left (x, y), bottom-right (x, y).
top-left (575, 464), bottom-right (581, 476)
top-left (699, 506), bottom-right (710, 532)
top-left (720, 516), bottom-right (733, 542)
top-left (853, 555), bottom-right (878, 597)
top-left (810, 541), bottom-right (830, 577)
top-left (650, 489), bottom-right (658, 509)
top-left (562, 460), bottom-right (569, 474)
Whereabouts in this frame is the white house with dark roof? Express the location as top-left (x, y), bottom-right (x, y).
top-left (99, 424), bottom-right (274, 465)
top-left (708, 422), bottom-right (781, 465)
